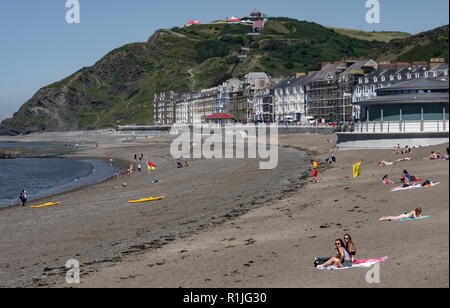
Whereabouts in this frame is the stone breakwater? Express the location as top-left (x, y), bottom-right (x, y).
top-left (0, 146), bottom-right (78, 159)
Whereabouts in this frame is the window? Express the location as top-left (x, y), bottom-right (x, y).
top-left (374, 77), bottom-right (378, 83)
top-left (398, 74), bottom-right (402, 80)
top-left (381, 76), bottom-right (386, 82)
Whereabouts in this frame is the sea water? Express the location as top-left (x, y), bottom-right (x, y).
top-left (0, 157), bottom-right (119, 208)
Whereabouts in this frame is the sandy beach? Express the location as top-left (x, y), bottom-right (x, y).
top-left (0, 131), bottom-right (448, 288)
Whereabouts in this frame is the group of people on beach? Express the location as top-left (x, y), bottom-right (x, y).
top-left (316, 234), bottom-right (356, 269)
top-left (423, 148), bottom-right (449, 161)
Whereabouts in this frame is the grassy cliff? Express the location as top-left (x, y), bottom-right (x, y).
top-left (1, 19), bottom-right (448, 135)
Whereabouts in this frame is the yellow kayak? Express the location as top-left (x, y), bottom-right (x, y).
top-left (30, 202), bottom-right (62, 209)
top-left (128, 196), bottom-right (165, 203)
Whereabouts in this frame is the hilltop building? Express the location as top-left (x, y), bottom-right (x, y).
top-left (185, 20), bottom-right (201, 27)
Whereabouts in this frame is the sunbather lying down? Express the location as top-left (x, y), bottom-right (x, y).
top-left (378, 161), bottom-right (394, 167)
top-left (379, 208), bottom-right (423, 221)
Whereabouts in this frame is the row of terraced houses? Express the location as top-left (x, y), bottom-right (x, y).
top-left (153, 58), bottom-right (449, 125)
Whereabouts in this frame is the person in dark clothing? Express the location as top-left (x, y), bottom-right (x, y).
top-left (20, 189), bottom-right (27, 207)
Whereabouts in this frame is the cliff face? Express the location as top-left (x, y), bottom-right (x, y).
top-left (1, 19), bottom-right (447, 135)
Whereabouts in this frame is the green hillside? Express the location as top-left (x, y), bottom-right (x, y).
top-left (0, 18), bottom-right (448, 135)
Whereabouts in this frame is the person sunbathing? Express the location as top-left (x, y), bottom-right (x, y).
top-left (378, 161), bottom-right (395, 167)
top-left (396, 157), bottom-right (413, 162)
top-left (379, 208), bottom-right (423, 221)
top-left (402, 170), bottom-right (417, 183)
top-left (402, 146), bottom-right (412, 154)
top-left (383, 175), bottom-right (393, 185)
top-left (391, 178), bottom-right (410, 191)
top-left (317, 239), bottom-right (353, 269)
top-left (344, 234), bottom-right (356, 262)
top-left (424, 152), bottom-right (438, 160)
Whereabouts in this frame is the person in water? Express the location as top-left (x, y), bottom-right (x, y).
top-left (379, 208), bottom-right (423, 221)
top-left (344, 234), bottom-right (356, 262)
top-left (318, 239), bottom-right (353, 268)
top-left (19, 189), bottom-right (27, 207)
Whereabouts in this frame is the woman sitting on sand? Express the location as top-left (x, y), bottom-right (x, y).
top-left (344, 234), bottom-right (356, 262)
top-left (383, 175), bottom-right (393, 185)
top-left (424, 151), bottom-right (438, 160)
top-left (391, 178), bottom-right (410, 191)
top-left (318, 239), bottom-right (353, 269)
top-left (402, 170), bottom-right (417, 183)
top-left (379, 208), bottom-right (423, 221)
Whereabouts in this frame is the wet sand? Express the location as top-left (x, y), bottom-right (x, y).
top-left (0, 132), bottom-right (448, 288)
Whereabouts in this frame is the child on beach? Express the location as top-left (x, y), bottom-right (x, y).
top-left (379, 208), bottom-right (423, 221)
top-left (19, 189), bottom-right (27, 207)
top-left (311, 160), bottom-right (319, 184)
top-left (317, 239), bottom-right (352, 269)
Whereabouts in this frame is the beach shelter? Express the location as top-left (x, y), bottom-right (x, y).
top-left (353, 162), bottom-right (362, 178)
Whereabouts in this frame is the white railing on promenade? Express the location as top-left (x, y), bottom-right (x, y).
top-left (354, 121), bottom-right (449, 133)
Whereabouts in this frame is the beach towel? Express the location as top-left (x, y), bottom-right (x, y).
top-left (393, 216), bottom-right (431, 222)
top-left (317, 256), bottom-right (389, 270)
top-left (353, 162), bottom-right (362, 178)
top-left (317, 262), bottom-right (377, 270)
top-left (391, 182), bottom-right (440, 192)
top-left (353, 256), bottom-right (389, 265)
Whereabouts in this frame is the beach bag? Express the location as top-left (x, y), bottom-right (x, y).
top-left (314, 257), bottom-right (331, 267)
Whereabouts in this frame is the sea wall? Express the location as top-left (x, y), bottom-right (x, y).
top-left (336, 132), bottom-right (449, 151)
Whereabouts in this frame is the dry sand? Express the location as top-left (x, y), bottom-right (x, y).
top-left (0, 132), bottom-right (448, 288)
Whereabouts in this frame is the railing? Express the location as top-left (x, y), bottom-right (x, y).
top-left (353, 121), bottom-right (449, 133)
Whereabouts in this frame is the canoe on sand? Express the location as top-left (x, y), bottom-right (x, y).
top-left (128, 196), bottom-right (165, 203)
top-left (30, 202), bottom-right (62, 209)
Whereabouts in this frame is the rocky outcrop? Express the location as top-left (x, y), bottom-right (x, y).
top-left (0, 146), bottom-right (78, 159)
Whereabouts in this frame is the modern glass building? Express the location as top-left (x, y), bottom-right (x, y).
top-left (355, 79), bottom-right (449, 132)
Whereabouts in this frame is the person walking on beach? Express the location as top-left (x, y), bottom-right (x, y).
top-left (134, 154), bottom-right (137, 160)
top-left (311, 160), bottom-right (319, 184)
top-left (19, 189), bottom-right (27, 207)
top-left (138, 163), bottom-right (142, 173)
top-left (109, 158), bottom-right (114, 167)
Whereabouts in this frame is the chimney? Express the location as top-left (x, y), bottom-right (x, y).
top-left (295, 72), bottom-right (306, 78)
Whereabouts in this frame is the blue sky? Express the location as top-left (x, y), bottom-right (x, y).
top-left (0, 0), bottom-right (448, 121)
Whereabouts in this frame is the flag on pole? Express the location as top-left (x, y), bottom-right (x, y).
top-left (148, 161), bottom-right (156, 171)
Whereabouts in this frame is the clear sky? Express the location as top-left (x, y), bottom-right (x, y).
top-left (0, 0), bottom-right (448, 121)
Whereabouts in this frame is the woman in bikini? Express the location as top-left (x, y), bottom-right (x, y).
top-left (383, 175), bottom-right (393, 185)
top-left (344, 234), bottom-right (356, 262)
top-left (379, 208), bottom-right (423, 221)
top-left (318, 239), bottom-right (353, 269)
